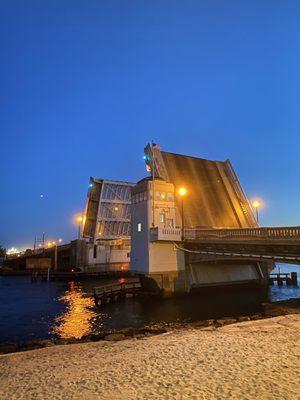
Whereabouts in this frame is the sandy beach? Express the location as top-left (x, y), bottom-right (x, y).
top-left (0, 314), bottom-right (299, 400)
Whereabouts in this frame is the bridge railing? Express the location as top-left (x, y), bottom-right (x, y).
top-left (185, 226), bottom-right (300, 241)
top-left (150, 227), bottom-right (182, 242)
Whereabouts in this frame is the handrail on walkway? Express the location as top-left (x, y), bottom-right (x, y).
top-left (185, 226), bottom-right (300, 241)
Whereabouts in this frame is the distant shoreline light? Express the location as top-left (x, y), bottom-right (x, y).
top-left (7, 247), bottom-right (19, 255)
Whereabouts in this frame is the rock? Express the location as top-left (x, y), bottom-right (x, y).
top-left (20, 341), bottom-right (44, 351)
top-left (215, 318), bottom-right (237, 327)
top-left (237, 316), bottom-right (251, 322)
top-left (193, 319), bottom-right (215, 328)
top-left (65, 338), bottom-right (79, 344)
top-left (116, 327), bottom-right (135, 336)
top-left (104, 333), bottom-right (126, 341)
top-left (143, 328), bottom-right (167, 335)
top-left (133, 333), bottom-right (145, 339)
top-left (89, 334), bottom-right (106, 342)
top-left (79, 334), bottom-right (94, 342)
top-left (250, 314), bottom-right (264, 320)
top-left (262, 299), bottom-right (300, 317)
top-left (198, 326), bottom-right (216, 331)
top-left (39, 339), bottom-right (55, 347)
top-left (54, 338), bottom-right (68, 345)
top-left (0, 342), bottom-right (18, 354)
top-left (263, 310), bottom-right (283, 317)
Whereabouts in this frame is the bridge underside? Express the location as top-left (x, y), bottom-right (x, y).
top-left (146, 229), bottom-right (300, 293)
top-left (147, 257), bottom-right (271, 294)
top-left (184, 240), bottom-right (300, 265)
top-left (144, 241), bottom-right (272, 294)
top-left (187, 259), bottom-right (269, 289)
top-left (166, 237), bottom-right (298, 292)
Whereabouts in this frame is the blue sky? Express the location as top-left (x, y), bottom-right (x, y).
top-left (1, 0), bottom-right (300, 248)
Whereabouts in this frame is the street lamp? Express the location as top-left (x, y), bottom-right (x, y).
top-left (77, 216), bottom-right (83, 239)
top-left (178, 187), bottom-right (187, 241)
top-left (252, 200), bottom-right (261, 224)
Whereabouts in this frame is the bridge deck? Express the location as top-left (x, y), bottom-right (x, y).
top-left (181, 226), bottom-right (300, 265)
top-left (185, 226), bottom-right (300, 243)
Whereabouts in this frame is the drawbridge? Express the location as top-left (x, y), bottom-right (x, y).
top-left (141, 144), bottom-right (299, 291)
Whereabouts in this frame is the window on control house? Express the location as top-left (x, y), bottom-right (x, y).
top-left (159, 213), bottom-right (165, 223)
top-left (167, 192), bottom-right (174, 201)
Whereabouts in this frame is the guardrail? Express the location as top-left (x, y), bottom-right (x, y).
top-left (186, 226), bottom-right (300, 241)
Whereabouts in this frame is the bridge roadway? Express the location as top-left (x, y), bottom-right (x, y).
top-left (183, 226), bottom-right (300, 265)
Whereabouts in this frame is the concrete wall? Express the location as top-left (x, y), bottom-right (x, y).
top-left (188, 261), bottom-right (260, 287)
top-left (147, 242), bottom-right (186, 294)
top-left (149, 242), bottom-right (184, 273)
top-left (70, 240), bottom-right (87, 268)
top-left (87, 244), bottom-right (130, 265)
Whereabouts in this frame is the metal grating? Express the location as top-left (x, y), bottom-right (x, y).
top-left (83, 178), bottom-right (135, 241)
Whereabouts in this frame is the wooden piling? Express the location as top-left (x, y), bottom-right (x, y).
top-left (291, 272), bottom-right (298, 286)
top-left (268, 277), bottom-right (274, 285)
top-left (277, 274), bottom-right (283, 286)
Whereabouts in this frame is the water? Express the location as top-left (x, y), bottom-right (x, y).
top-left (0, 264), bottom-right (299, 343)
top-left (268, 263), bottom-right (300, 301)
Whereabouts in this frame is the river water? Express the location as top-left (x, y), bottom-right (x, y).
top-left (0, 264), bottom-right (299, 343)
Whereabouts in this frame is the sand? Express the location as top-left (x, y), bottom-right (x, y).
top-left (0, 314), bottom-right (299, 400)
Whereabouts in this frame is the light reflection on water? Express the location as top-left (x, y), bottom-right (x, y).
top-left (0, 264), bottom-right (299, 343)
top-left (52, 281), bottom-right (100, 339)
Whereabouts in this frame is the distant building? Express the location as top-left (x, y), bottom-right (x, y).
top-left (82, 178), bottom-right (135, 270)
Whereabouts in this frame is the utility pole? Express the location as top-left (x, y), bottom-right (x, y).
top-left (178, 187), bottom-right (187, 241)
top-left (181, 196), bottom-right (184, 241)
top-left (54, 243), bottom-right (58, 272)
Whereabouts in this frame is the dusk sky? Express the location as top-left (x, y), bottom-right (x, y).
top-left (1, 1), bottom-right (300, 249)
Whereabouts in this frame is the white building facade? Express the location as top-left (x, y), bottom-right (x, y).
top-left (82, 178), bottom-right (134, 271)
top-left (130, 177), bottom-right (186, 293)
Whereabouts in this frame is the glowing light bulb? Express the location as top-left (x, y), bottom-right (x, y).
top-left (178, 187), bottom-right (187, 197)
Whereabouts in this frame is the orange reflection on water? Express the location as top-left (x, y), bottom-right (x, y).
top-left (52, 282), bottom-right (99, 339)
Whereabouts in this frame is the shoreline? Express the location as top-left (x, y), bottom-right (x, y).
top-left (1, 313), bottom-right (299, 399)
top-left (1, 297), bottom-right (299, 355)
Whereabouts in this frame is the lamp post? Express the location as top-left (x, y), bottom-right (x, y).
top-left (53, 241), bottom-right (58, 273)
top-left (252, 200), bottom-right (260, 224)
top-left (77, 216), bottom-right (83, 240)
top-left (178, 187), bottom-right (187, 241)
